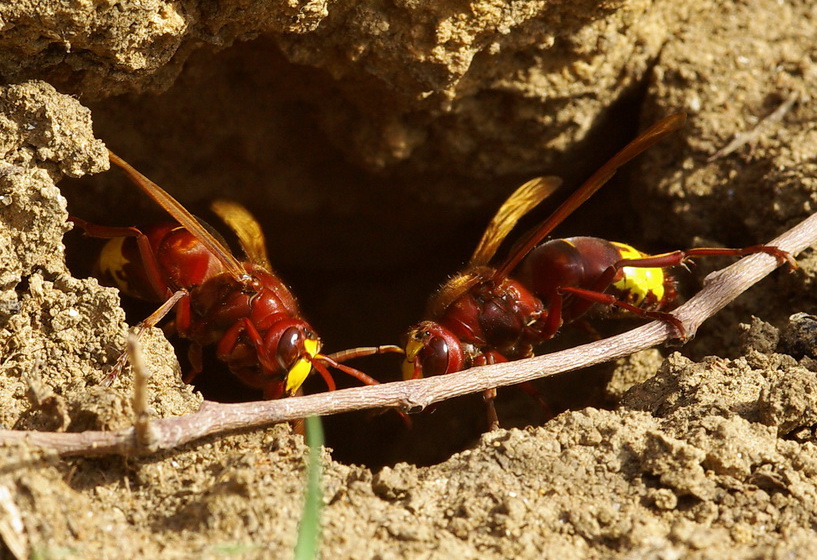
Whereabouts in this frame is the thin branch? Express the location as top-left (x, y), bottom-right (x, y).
top-left (2, 209), bottom-right (816, 457)
top-left (708, 91), bottom-right (799, 161)
top-left (128, 333), bottom-right (158, 452)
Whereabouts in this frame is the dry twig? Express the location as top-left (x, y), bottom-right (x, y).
top-left (128, 333), bottom-right (158, 452)
top-left (1, 209), bottom-right (816, 457)
top-left (708, 91), bottom-right (799, 161)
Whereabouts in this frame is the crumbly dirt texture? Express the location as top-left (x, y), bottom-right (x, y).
top-left (2, 0), bottom-right (817, 558)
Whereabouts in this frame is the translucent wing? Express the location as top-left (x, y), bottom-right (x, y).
top-left (210, 199), bottom-right (271, 268)
top-left (493, 112), bottom-right (687, 281)
top-left (469, 176), bottom-right (562, 267)
top-left (108, 151), bottom-right (246, 280)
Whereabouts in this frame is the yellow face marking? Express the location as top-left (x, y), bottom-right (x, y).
top-left (610, 242), bottom-right (665, 305)
top-left (285, 337), bottom-right (320, 395)
top-left (401, 337), bottom-right (424, 380)
top-left (98, 237), bottom-right (133, 293)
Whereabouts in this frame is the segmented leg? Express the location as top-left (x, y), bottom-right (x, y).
top-left (216, 318), bottom-right (277, 372)
top-left (313, 354), bottom-right (413, 428)
top-left (616, 245), bottom-right (795, 271)
top-left (314, 354), bottom-right (381, 388)
top-left (558, 286), bottom-right (687, 337)
top-left (105, 290), bottom-right (188, 385)
top-left (325, 345), bottom-right (404, 363)
top-left (474, 350), bottom-right (507, 430)
top-left (483, 388), bottom-right (500, 431)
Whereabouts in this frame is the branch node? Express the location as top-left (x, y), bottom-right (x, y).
top-left (401, 384), bottom-right (432, 414)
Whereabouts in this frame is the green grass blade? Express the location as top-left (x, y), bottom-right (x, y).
top-left (294, 416), bottom-right (324, 560)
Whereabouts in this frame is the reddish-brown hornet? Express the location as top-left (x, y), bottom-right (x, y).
top-left (400, 113), bottom-right (794, 427)
top-left (72, 152), bottom-right (397, 399)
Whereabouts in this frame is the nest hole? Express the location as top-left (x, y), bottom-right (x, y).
top-left (62, 37), bottom-right (692, 469)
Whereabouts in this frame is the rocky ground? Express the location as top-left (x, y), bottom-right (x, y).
top-left (1, 0), bottom-right (817, 558)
